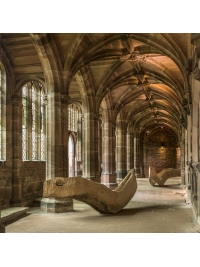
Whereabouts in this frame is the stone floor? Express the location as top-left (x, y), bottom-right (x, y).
top-left (3, 177), bottom-right (199, 233)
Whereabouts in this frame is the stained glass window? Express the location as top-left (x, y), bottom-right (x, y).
top-left (0, 69), bottom-right (2, 158)
top-left (68, 103), bottom-right (79, 132)
top-left (32, 85), bottom-right (37, 159)
top-left (68, 105), bottom-right (71, 130)
top-left (22, 85), bottom-right (27, 160)
top-left (72, 105), bottom-right (75, 131)
top-left (22, 81), bottom-right (45, 161)
top-left (0, 63), bottom-right (6, 161)
top-left (40, 89), bottom-right (45, 160)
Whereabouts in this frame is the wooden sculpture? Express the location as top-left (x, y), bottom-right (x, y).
top-left (149, 166), bottom-right (181, 186)
top-left (43, 169), bottom-right (137, 214)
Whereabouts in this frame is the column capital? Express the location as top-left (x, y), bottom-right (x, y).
top-left (94, 112), bottom-right (101, 121)
top-left (60, 92), bottom-right (71, 104)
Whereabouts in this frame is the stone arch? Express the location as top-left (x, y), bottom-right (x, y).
top-left (14, 77), bottom-right (47, 96)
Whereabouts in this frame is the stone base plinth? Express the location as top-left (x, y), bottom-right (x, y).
top-left (40, 197), bottom-right (73, 213)
top-left (102, 183), bottom-right (118, 190)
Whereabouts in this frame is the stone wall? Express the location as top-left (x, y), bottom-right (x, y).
top-left (144, 129), bottom-right (180, 176)
top-left (20, 161), bottom-right (45, 205)
top-left (0, 161), bottom-right (45, 208)
top-left (0, 163), bottom-right (12, 208)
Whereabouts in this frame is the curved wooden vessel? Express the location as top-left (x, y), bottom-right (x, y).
top-left (149, 167), bottom-right (181, 186)
top-left (43, 169), bottom-right (137, 214)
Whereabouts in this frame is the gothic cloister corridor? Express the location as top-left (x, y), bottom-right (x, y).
top-left (1, 2), bottom-right (200, 267)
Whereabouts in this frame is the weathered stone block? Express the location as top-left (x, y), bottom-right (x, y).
top-left (34, 182), bottom-right (43, 192)
top-left (22, 183), bottom-right (35, 194)
top-left (40, 198), bottom-right (73, 213)
top-left (0, 202), bottom-right (5, 233)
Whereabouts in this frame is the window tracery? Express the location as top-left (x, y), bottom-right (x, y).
top-left (22, 81), bottom-right (45, 161)
top-left (0, 63), bottom-right (6, 160)
top-left (68, 103), bottom-right (79, 132)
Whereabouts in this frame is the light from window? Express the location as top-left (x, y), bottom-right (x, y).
top-left (22, 81), bottom-right (45, 161)
top-left (40, 89), bottom-right (45, 160)
top-left (22, 85), bottom-right (27, 160)
top-left (32, 85), bottom-right (37, 160)
top-left (68, 103), bottom-right (79, 132)
top-left (0, 63), bottom-right (6, 161)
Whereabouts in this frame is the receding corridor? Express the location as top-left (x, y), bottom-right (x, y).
top-left (4, 177), bottom-right (197, 233)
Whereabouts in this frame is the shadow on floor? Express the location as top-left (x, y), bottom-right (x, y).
top-left (3, 213), bottom-right (31, 226)
top-left (73, 204), bottom-right (176, 220)
top-left (150, 183), bottom-right (181, 189)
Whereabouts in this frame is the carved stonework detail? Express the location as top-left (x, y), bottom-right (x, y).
top-left (180, 114), bottom-right (187, 129)
top-left (43, 94), bottom-right (48, 105)
top-left (185, 58), bottom-right (193, 75)
top-left (61, 93), bottom-right (71, 104)
top-left (43, 169), bottom-right (137, 214)
top-left (185, 45), bottom-right (200, 81)
top-left (182, 98), bottom-right (190, 115)
top-left (149, 166), bottom-right (181, 186)
top-left (192, 47), bottom-right (200, 81)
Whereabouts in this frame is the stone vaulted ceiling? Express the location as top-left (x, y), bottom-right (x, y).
top-left (0, 33), bottom-right (189, 139)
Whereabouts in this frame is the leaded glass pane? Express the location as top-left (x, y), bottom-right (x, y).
top-left (68, 104), bottom-right (79, 132)
top-left (72, 105), bottom-right (75, 131)
top-left (32, 86), bottom-right (37, 160)
top-left (22, 85), bottom-right (27, 160)
top-left (0, 70), bottom-right (1, 158)
top-left (40, 88), bottom-right (45, 160)
top-left (68, 105), bottom-right (71, 130)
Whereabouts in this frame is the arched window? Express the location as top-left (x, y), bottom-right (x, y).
top-left (68, 134), bottom-right (75, 177)
top-left (0, 62), bottom-right (6, 160)
top-left (22, 81), bottom-right (45, 161)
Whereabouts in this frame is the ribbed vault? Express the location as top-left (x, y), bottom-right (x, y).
top-left (0, 32), bottom-right (188, 154)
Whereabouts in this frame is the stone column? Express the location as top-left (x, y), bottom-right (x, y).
top-left (46, 92), bottom-right (69, 179)
top-left (0, 201), bottom-right (5, 233)
top-left (139, 136), bottom-right (144, 177)
top-left (127, 132), bottom-right (134, 172)
top-left (134, 135), bottom-right (141, 177)
top-left (82, 112), bottom-right (100, 182)
top-left (190, 163), bottom-right (200, 222)
top-left (98, 116), bottom-right (102, 178)
top-left (196, 163), bottom-right (200, 223)
top-left (101, 122), bottom-right (117, 189)
top-left (42, 92), bottom-right (73, 213)
top-left (181, 127), bottom-right (186, 185)
top-left (11, 95), bottom-right (23, 206)
top-left (116, 124), bottom-right (127, 179)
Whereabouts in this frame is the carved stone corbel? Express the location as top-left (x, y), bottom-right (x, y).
top-left (192, 47), bottom-right (200, 81)
top-left (184, 58), bottom-right (193, 75)
top-left (180, 114), bottom-right (187, 129)
top-left (43, 94), bottom-right (48, 105)
top-left (182, 98), bottom-right (190, 115)
top-left (60, 92), bottom-right (71, 104)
